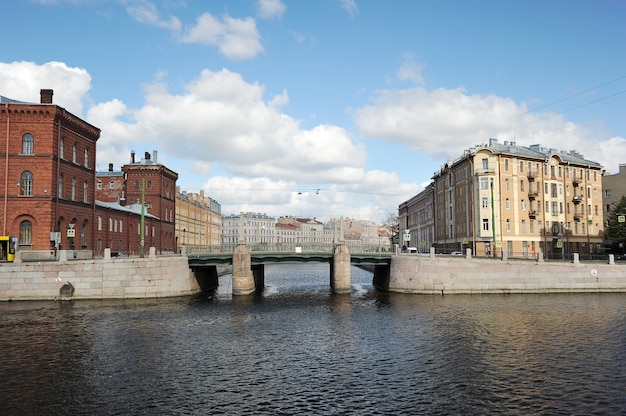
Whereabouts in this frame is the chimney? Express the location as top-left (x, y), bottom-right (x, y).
top-left (144, 151), bottom-right (150, 161)
top-left (153, 150), bottom-right (158, 164)
top-left (108, 163), bottom-right (113, 172)
top-left (40, 89), bottom-right (53, 104)
top-left (131, 150), bottom-right (135, 163)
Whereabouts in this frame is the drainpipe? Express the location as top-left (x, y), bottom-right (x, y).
top-left (3, 103), bottom-right (9, 235)
top-left (55, 110), bottom-right (63, 240)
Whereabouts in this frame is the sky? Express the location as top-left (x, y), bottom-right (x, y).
top-left (1, 0), bottom-right (625, 223)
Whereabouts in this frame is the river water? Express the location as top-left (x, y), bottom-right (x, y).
top-left (1, 263), bottom-right (625, 415)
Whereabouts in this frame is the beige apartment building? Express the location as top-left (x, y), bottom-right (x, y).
top-left (176, 188), bottom-right (221, 251)
top-left (429, 139), bottom-right (604, 258)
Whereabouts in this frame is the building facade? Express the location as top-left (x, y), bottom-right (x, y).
top-left (176, 188), bottom-right (222, 251)
top-left (221, 212), bottom-right (276, 246)
top-left (399, 183), bottom-right (435, 252)
top-left (1, 90), bottom-right (100, 254)
top-left (428, 139), bottom-right (604, 257)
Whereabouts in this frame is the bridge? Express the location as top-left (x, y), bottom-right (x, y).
top-left (186, 242), bottom-right (392, 295)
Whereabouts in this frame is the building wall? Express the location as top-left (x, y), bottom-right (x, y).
top-left (176, 189), bottom-right (222, 250)
top-left (0, 92), bottom-right (100, 253)
top-left (429, 139), bottom-right (605, 257)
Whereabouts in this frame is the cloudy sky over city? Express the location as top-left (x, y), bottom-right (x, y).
top-left (2, 0), bottom-right (625, 222)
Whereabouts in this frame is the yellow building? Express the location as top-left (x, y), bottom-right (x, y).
top-left (432, 139), bottom-right (604, 258)
top-left (175, 188), bottom-right (221, 251)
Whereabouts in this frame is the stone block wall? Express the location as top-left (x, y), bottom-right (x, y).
top-left (388, 255), bottom-right (626, 294)
top-left (0, 252), bottom-right (199, 301)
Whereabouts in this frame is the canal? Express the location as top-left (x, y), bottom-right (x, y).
top-left (1, 263), bottom-right (625, 415)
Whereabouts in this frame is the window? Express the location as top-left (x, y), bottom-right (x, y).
top-left (19, 220), bottom-right (32, 245)
top-left (506, 198), bottom-right (510, 210)
top-left (60, 138), bottom-right (64, 159)
top-left (20, 171), bottom-right (33, 196)
top-left (81, 223), bottom-right (86, 247)
top-left (97, 180), bottom-right (102, 190)
top-left (550, 165), bottom-right (555, 177)
top-left (147, 180), bottom-right (152, 189)
top-left (134, 180), bottom-right (139, 189)
top-left (71, 177), bottom-right (76, 201)
top-left (521, 220), bottom-right (526, 232)
top-left (109, 181), bottom-right (115, 190)
top-left (521, 200), bottom-right (526, 211)
top-left (551, 183), bottom-right (557, 198)
top-left (480, 177), bottom-right (489, 189)
top-left (482, 219), bottom-right (489, 231)
top-left (72, 144), bottom-right (77, 163)
top-left (482, 197), bottom-right (489, 208)
top-left (551, 201), bottom-right (558, 215)
top-left (520, 180), bottom-right (525, 191)
top-left (504, 159), bottom-right (509, 171)
top-left (506, 219), bottom-right (511, 231)
top-left (83, 181), bottom-right (88, 203)
top-left (98, 216), bottom-right (102, 231)
top-left (58, 174), bottom-right (64, 198)
top-left (558, 166), bottom-right (562, 177)
top-left (519, 161), bottom-right (524, 172)
top-left (22, 133), bottom-right (34, 155)
top-left (505, 178), bottom-right (509, 190)
top-left (84, 149), bottom-right (89, 167)
top-left (482, 158), bottom-right (489, 172)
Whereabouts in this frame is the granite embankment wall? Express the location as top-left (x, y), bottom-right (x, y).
top-left (385, 253), bottom-right (626, 294)
top-left (0, 249), bottom-right (200, 301)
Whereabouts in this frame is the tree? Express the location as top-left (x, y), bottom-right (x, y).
top-left (605, 196), bottom-right (626, 253)
top-left (381, 212), bottom-right (399, 245)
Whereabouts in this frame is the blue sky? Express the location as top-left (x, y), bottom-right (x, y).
top-left (2, 0), bottom-right (625, 222)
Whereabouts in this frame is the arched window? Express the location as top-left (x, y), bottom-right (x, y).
top-left (71, 177), bottom-right (76, 200)
top-left (20, 220), bottom-right (32, 245)
top-left (83, 181), bottom-right (88, 203)
top-left (147, 180), bottom-right (152, 189)
top-left (22, 133), bottom-right (34, 155)
top-left (60, 138), bottom-right (64, 159)
top-left (84, 148), bottom-right (89, 167)
top-left (20, 171), bottom-right (33, 196)
top-left (72, 144), bottom-right (77, 163)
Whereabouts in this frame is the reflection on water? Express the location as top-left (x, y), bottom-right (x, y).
top-left (1, 263), bottom-right (625, 415)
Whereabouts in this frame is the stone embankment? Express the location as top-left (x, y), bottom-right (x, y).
top-left (382, 250), bottom-right (626, 294)
top-left (0, 248), bottom-right (200, 301)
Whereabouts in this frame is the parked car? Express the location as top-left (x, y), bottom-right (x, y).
top-left (450, 251), bottom-right (463, 256)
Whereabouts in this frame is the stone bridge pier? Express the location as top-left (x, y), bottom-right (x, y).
top-left (231, 241), bottom-right (353, 295)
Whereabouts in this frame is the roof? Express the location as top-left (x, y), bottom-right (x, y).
top-left (0, 95), bottom-right (30, 104)
top-left (95, 200), bottom-right (159, 219)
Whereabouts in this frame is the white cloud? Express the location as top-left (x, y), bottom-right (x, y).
top-left (257, 0), bottom-right (286, 19)
top-left (125, 0), bottom-right (182, 31)
top-left (354, 85), bottom-right (626, 173)
top-left (0, 61), bottom-right (90, 116)
top-left (341, 0), bottom-right (358, 18)
top-left (178, 13), bottom-right (263, 60)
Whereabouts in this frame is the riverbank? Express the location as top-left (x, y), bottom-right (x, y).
top-left (380, 253), bottom-right (626, 294)
top-left (0, 250), bottom-right (199, 301)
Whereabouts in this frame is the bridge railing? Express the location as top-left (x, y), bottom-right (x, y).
top-left (185, 242), bottom-right (393, 256)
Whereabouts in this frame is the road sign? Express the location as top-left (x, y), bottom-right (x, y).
top-left (619, 215), bottom-right (625, 223)
top-left (403, 233), bottom-right (411, 242)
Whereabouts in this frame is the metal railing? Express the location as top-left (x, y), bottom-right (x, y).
top-left (185, 242), bottom-right (393, 256)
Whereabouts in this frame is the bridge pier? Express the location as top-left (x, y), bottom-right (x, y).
top-left (331, 241), bottom-right (351, 294)
top-left (232, 243), bottom-right (255, 295)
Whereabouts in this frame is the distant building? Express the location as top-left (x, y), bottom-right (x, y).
top-left (429, 138), bottom-right (604, 257)
top-left (399, 183), bottom-right (434, 252)
top-left (602, 164), bottom-right (626, 215)
top-left (221, 212), bottom-right (275, 246)
top-left (175, 188), bottom-right (222, 250)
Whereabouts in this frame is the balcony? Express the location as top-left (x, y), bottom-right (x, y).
top-left (573, 215), bottom-right (581, 222)
top-left (527, 172), bottom-right (536, 182)
top-left (529, 210), bottom-right (538, 219)
top-left (572, 195), bottom-right (583, 205)
top-left (573, 178), bottom-right (580, 187)
top-left (528, 191), bottom-right (538, 200)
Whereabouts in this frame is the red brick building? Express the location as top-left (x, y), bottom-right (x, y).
top-left (95, 152), bottom-right (178, 255)
top-left (0, 90), bottom-right (100, 254)
top-left (1, 89), bottom-right (178, 258)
